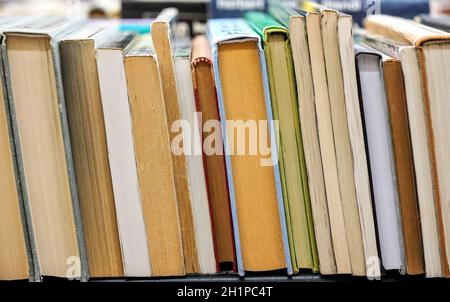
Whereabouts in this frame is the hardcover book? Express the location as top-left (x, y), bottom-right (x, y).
top-left (244, 11), bottom-right (319, 273)
top-left (365, 14), bottom-right (450, 277)
top-left (2, 16), bottom-right (88, 281)
top-left (59, 22), bottom-right (124, 279)
top-left (354, 43), bottom-right (406, 273)
top-left (208, 18), bottom-right (292, 276)
top-left (0, 17), bottom-right (33, 281)
top-left (268, 3), bottom-right (337, 275)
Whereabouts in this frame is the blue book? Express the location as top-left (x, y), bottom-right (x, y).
top-left (207, 18), bottom-right (292, 276)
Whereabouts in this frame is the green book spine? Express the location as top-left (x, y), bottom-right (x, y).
top-left (245, 11), bottom-right (319, 273)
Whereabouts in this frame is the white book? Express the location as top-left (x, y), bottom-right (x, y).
top-left (96, 32), bottom-right (151, 277)
top-left (173, 47), bottom-right (217, 274)
top-left (355, 44), bottom-right (405, 271)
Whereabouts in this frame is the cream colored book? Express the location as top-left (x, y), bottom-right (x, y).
top-left (338, 15), bottom-right (380, 278)
top-left (301, 3), bottom-right (352, 274)
top-left (365, 14), bottom-right (450, 277)
top-left (151, 8), bottom-right (200, 274)
top-left (269, 3), bottom-right (337, 275)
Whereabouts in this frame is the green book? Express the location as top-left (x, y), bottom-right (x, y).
top-left (245, 11), bottom-right (319, 273)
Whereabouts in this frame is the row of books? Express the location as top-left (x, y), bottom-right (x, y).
top-left (0, 3), bottom-right (449, 281)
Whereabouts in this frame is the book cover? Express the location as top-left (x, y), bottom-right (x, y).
top-left (268, 3), bottom-right (338, 275)
top-left (365, 14), bottom-right (450, 276)
top-left (245, 11), bottom-right (319, 273)
top-left (0, 17), bottom-right (35, 281)
top-left (208, 18), bottom-right (292, 276)
top-left (1, 16), bottom-right (88, 281)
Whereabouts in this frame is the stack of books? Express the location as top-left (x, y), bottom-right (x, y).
top-left (0, 1), bottom-right (449, 281)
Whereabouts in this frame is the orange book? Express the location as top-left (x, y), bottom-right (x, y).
top-left (191, 35), bottom-right (236, 271)
top-left (383, 59), bottom-right (425, 275)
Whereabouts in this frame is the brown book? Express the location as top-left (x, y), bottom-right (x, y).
top-left (151, 10), bottom-right (198, 274)
top-left (383, 59), bottom-right (425, 275)
top-left (365, 14), bottom-right (450, 277)
top-left (191, 35), bottom-right (236, 270)
top-left (355, 28), bottom-right (442, 277)
top-left (0, 56), bottom-right (29, 281)
top-left (60, 25), bottom-right (124, 278)
top-left (124, 35), bottom-right (185, 276)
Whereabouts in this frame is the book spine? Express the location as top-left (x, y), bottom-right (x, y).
top-left (1, 38), bottom-right (41, 282)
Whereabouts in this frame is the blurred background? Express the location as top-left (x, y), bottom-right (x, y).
top-left (0, 0), bottom-right (448, 34)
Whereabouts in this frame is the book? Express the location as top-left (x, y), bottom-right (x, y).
top-left (244, 11), bottom-right (318, 273)
top-left (365, 14), bottom-right (450, 277)
top-left (2, 17), bottom-right (88, 280)
top-left (151, 8), bottom-right (200, 274)
top-left (59, 22), bottom-right (124, 278)
top-left (299, 3), bottom-right (352, 274)
top-left (208, 18), bottom-right (292, 275)
top-left (354, 43), bottom-right (406, 272)
top-left (124, 34), bottom-right (185, 277)
top-left (318, 5), bottom-right (366, 276)
top-left (0, 17), bottom-right (32, 281)
top-left (382, 53), bottom-right (424, 275)
top-left (173, 45), bottom-right (217, 274)
top-left (191, 35), bottom-right (236, 271)
top-left (337, 15), bottom-right (380, 279)
top-left (96, 30), bottom-right (152, 277)
top-left (355, 30), bottom-right (428, 276)
top-left (268, 3), bottom-right (337, 275)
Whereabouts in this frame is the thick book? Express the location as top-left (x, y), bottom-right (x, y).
top-left (355, 30), bottom-right (432, 276)
top-left (268, 3), bottom-right (337, 275)
top-left (297, 3), bottom-right (352, 274)
top-left (244, 11), bottom-right (318, 273)
top-left (337, 15), bottom-right (380, 279)
top-left (124, 34), bottom-right (185, 277)
top-left (365, 14), bottom-right (450, 277)
top-left (208, 18), bottom-right (292, 276)
top-left (96, 30), bottom-right (153, 277)
top-left (354, 43), bottom-right (406, 273)
top-left (151, 8), bottom-right (200, 274)
top-left (317, 5), bottom-right (366, 276)
top-left (173, 46), bottom-right (217, 274)
top-left (191, 35), bottom-right (236, 272)
top-left (0, 17), bottom-right (33, 281)
top-left (59, 22), bottom-right (124, 278)
top-left (1, 16), bottom-right (88, 281)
